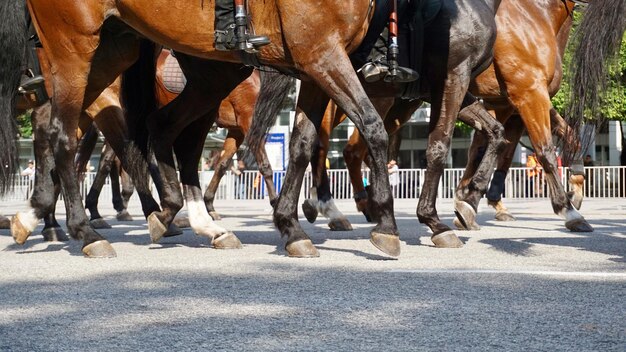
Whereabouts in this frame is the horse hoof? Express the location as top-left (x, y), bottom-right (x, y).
top-left (454, 201), bottom-right (480, 230)
top-left (565, 218), bottom-right (594, 232)
top-left (301, 199), bottom-right (318, 223)
top-left (0, 215), bottom-right (10, 229)
top-left (453, 218), bottom-right (468, 231)
top-left (173, 217), bottom-right (191, 228)
top-left (567, 191), bottom-right (583, 210)
top-left (212, 232), bottom-right (243, 249)
top-left (431, 231), bottom-right (463, 248)
top-left (41, 227), bottom-right (69, 242)
top-left (116, 210), bottom-right (133, 222)
top-left (370, 232), bottom-right (401, 257)
top-left (208, 212), bottom-right (222, 221)
top-left (148, 213), bottom-right (168, 243)
top-left (328, 218), bottom-right (353, 231)
top-left (90, 218), bottom-right (112, 229)
top-left (286, 239), bottom-right (319, 258)
top-left (11, 215), bottom-right (32, 245)
top-left (494, 211), bottom-right (516, 222)
top-left (164, 223), bottom-right (184, 238)
top-left (82, 240), bottom-right (117, 258)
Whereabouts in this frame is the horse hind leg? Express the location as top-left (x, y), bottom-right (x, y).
top-left (550, 108), bottom-right (584, 210)
top-left (203, 129), bottom-right (242, 221)
top-left (85, 141), bottom-right (115, 229)
top-left (115, 161), bottom-right (135, 221)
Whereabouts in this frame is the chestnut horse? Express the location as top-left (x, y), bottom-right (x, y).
top-left (1, 0), bottom-right (400, 258)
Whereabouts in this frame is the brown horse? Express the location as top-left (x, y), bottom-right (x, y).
top-left (2, 0), bottom-right (400, 258)
top-left (308, 0), bottom-right (602, 237)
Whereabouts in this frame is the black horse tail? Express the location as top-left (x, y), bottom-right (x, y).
top-left (0, 0), bottom-right (27, 194)
top-left (565, 0), bottom-right (626, 162)
top-left (245, 68), bottom-right (294, 155)
top-left (74, 122), bottom-right (99, 177)
top-left (120, 39), bottom-right (158, 183)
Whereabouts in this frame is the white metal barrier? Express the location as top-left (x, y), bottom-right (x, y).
top-left (2, 166), bottom-right (625, 203)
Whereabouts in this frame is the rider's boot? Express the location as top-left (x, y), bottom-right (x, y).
top-left (214, 0), bottom-right (270, 53)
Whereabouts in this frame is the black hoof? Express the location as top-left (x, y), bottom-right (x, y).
top-left (301, 199), bottom-right (318, 223)
top-left (41, 227), bottom-right (69, 242)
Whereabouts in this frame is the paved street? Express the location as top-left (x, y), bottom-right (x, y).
top-left (0, 198), bottom-right (625, 351)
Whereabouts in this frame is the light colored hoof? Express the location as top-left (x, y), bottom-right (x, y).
top-left (148, 213), bottom-right (167, 243)
top-left (208, 211), bottom-right (222, 221)
top-left (0, 215), bottom-right (10, 229)
top-left (286, 239), bottom-right (320, 258)
top-left (494, 211), bottom-right (516, 222)
top-left (454, 200), bottom-right (480, 230)
top-left (173, 216), bottom-right (191, 228)
top-left (565, 218), bottom-right (593, 232)
top-left (431, 231), bottom-right (464, 248)
top-left (116, 210), bottom-right (133, 222)
top-left (328, 218), bottom-right (353, 231)
top-left (164, 223), bottom-right (183, 237)
top-left (370, 232), bottom-right (401, 257)
top-left (82, 240), bottom-right (117, 258)
top-left (453, 218), bottom-right (468, 231)
top-left (11, 215), bottom-right (31, 245)
top-left (212, 232), bottom-right (243, 249)
top-left (90, 218), bottom-right (112, 229)
top-left (41, 227), bottom-right (69, 242)
top-left (301, 199), bottom-right (318, 223)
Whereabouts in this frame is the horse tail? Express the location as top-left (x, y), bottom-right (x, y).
top-left (120, 39), bottom-right (158, 182)
top-left (74, 122), bottom-right (99, 177)
top-left (245, 68), bottom-right (294, 154)
top-left (565, 0), bottom-right (626, 162)
top-left (0, 0), bottom-right (27, 194)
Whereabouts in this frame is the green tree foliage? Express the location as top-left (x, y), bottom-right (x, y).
top-left (552, 13), bottom-right (626, 121)
top-left (16, 110), bottom-right (32, 138)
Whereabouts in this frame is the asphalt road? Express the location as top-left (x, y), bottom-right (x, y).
top-left (0, 198), bottom-right (624, 351)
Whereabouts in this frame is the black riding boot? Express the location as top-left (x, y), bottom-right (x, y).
top-left (214, 0), bottom-right (270, 52)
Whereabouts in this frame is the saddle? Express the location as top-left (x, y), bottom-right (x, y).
top-left (159, 52), bottom-right (187, 94)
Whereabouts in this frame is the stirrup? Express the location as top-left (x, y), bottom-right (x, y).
top-left (18, 75), bottom-right (45, 94)
top-left (237, 34), bottom-right (271, 53)
top-left (358, 62), bottom-right (418, 83)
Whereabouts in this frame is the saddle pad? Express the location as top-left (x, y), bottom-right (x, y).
top-left (162, 54), bottom-right (187, 94)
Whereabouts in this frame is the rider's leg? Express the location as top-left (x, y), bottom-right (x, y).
top-left (214, 0), bottom-right (270, 52)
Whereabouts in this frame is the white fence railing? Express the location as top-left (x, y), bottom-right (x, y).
top-left (3, 166), bottom-right (625, 203)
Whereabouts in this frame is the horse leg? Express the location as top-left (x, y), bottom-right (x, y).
top-left (453, 96), bottom-right (506, 230)
top-left (303, 103), bottom-right (352, 231)
top-left (12, 102), bottom-right (69, 243)
top-left (176, 116), bottom-right (242, 248)
top-left (515, 89), bottom-right (592, 232)
top-left (203, 130), bottom-right (242, 221)
top-left (115, 159), bottom-right (134, 221)
top-left (486, 113), bottom-right (524, 222)
top-left (254, 139), bottom-right (278, 206)
top-left (273, 81), bottom-right (329, 257)
top-left (550, 108), bottom-right (585, 210)
top-left (85, 142), bottom-right (115, 229)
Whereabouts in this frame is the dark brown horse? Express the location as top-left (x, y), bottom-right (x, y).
top-left (1, 0), bottom-right (400, 258)
top-left (80, 50), bottom-right (279, 225)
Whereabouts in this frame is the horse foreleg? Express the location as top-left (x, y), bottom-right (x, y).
top-left (453, 96), bottom-right (505, 230)
top-left (273, 81), bottom-right (328, 257)
top-left (253, 140), bottom-right (278, 206)
top-left (114, 161), bottom-right (135, 221)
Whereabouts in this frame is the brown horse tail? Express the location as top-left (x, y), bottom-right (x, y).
top-left (0, 0), bottom-right (27, 194)
top-left (565, 0), bottom-right (626, 163)
top-left (245, 68), bottom-right (294, 155)
top-left (74, 122), bottom-right (99, 177)
top-left (121, 39), bottom-right (159, 183)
